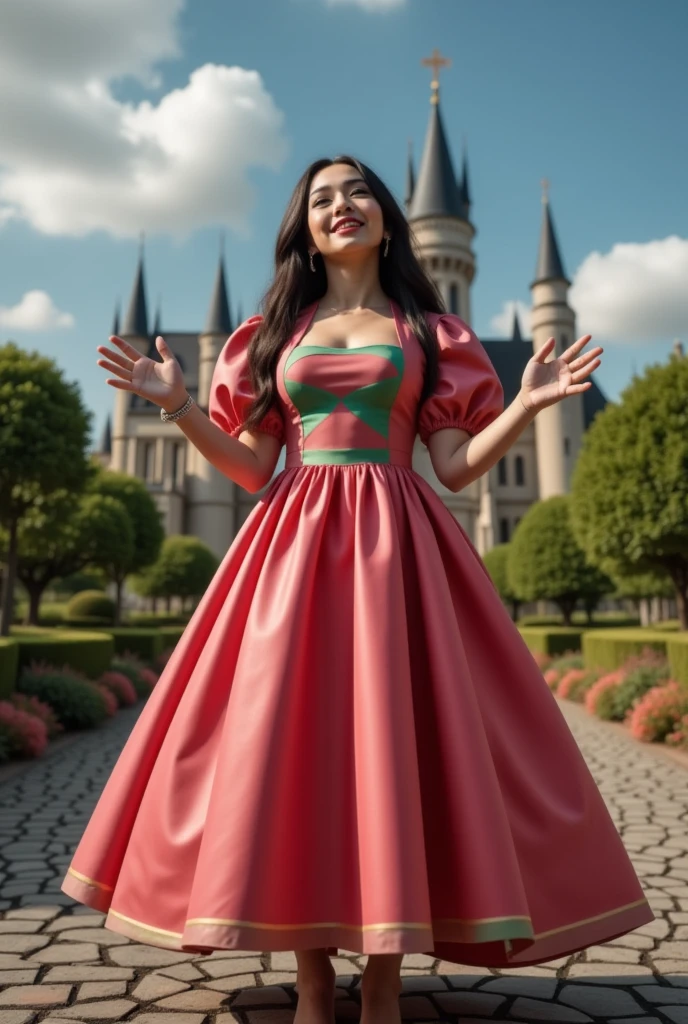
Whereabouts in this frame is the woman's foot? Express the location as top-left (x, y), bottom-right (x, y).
top-left (360, 961), bottom-right (403, 1024)
top-left (294, 952), bottom-right (336, 1024)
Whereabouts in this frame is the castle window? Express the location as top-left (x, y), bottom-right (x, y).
top-left (143, 440), bottom-right (156, 482)
top-left (515, 454), bottom-right (525, 486)
top-left (564, 437), bottom-right (570, 456)
top-left (172, 442), bottom-right (185, 487)
top-left (449, 283), bottom-right (459, 315)
top-left (499, 517), bottom-right (510, 543)
top-left (497, 457), bottom-right (507, 485)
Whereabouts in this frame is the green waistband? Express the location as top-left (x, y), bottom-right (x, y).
top-left (300, 449), bottom-right (391, 465)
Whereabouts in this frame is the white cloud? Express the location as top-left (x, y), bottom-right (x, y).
top-left (0, 291), bottom-right (75, 331)
top-left (0, 0), bottom-right (290, 240)
top-left (324, 0), bottom-right (405, 8)
top-left (489, 300), bottom-right (532, 338)
top-left (569, 236), bottom-right (688, 345)
top-left (490, 236), bottom-right (687, 347)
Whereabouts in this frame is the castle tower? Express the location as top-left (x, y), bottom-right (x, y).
top-left (186, 235), bottom-right (239, 556)
top-left (529, 183), bottom-right (585, 498)
top-left (407, 49), bottom-right (475, 323)
top-left (111, 237), bottom-right (149, 473)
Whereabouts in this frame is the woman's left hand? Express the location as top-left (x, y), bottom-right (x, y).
top-left (519, 334), bottom-right (603, 413)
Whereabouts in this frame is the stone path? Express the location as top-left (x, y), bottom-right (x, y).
top-left (0, 699), bottom-right (687, 1023)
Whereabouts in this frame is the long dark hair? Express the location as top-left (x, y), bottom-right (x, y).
top-left (241, 154), bottom-right (445, 434)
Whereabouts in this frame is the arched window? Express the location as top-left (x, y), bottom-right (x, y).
top-left (449, 283), bottom-right (459, 315)
top-left (515, 454), bottom-right (525, 486)
top-left (564, 437), bottom-right (570, 456)
top-left (499, 517), bottom-right (510, 543)
top-left (497, 457), bottom-right (507, 485)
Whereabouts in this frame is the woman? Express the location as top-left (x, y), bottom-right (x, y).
top-left (62, 155), bottom-right (653, 1024)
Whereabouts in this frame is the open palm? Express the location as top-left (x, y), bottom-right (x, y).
top-left (96, 335), bottom-right (187, 408)
top-left (520, 334), bottom-right (603, 412)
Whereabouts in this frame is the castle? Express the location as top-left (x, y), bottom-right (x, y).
top-left (99, 55), bottom-right (608, 563)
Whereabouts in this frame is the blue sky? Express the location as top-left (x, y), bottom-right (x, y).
top-left (1, 0), bottom-right (686, 452)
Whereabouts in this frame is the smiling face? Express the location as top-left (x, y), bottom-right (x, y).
top-left (306, 162), bottom-right (387, 262)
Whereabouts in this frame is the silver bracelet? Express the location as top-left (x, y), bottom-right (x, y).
top-left (160, 394), bottom-right (194, 422)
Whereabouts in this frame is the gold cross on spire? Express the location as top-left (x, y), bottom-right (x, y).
top-left (421, 48), bottom-right (451, 105)
top-left (541, 177), bottom-right (550, 204)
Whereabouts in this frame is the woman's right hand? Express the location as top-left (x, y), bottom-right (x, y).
top-left (96, 335), bottom-right (188, 411)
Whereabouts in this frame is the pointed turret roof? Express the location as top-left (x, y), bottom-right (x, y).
top-left (405, 139), bottom-right (415, 209)
top-left (532, 195), bottom-right (570, 286)
top-left (408, 96), bottom-right (465, 221)
top-left (153, 298), bottom-right (162, 338)
top-left (204, 242), bottom-right (233, 335)
top-left (100, 413), bottom-right (112, 455)
top-left (511, 308), bottom-right (523, 342)
top-left (459, 144), bottom-right (471, 216)
top-left (122, 235), bottom-right (149, 337)
top-left (111, 301), bottom-right (120, 337)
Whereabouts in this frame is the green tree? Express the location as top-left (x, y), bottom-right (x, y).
top-left (569, 355), bottom-right (688, 629)
top-left (482, 543), bottom-right (521, 620)
top-left (86, 469), bottom-right (164, 624)
top-left (0, 343), bottom-right (92, 635)
top-left (507, 495), bottom-right (613, 626)
top-left (130, 536), bottom-right (218, 613)
top-left (0, 488), bottom-right (136, 626)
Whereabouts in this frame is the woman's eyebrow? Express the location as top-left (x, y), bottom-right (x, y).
top-left (309, 177), bottom-right (366, 198)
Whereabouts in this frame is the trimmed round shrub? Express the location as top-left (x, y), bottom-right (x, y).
top-left (628, 681), bottom-right (688, 743)
top-left (585, 670), bottom-right (626, 718)
top-left (100, 671), bottom-right (138, 707)
top-left (8, 693), bottom-right (64, 740)
top-left (16, 665), bottom-right (110, 730)
top-left (666, 714), bottom-right (688, 750)
top-left (0, 701), bottom-right (49, 758)
top-left (611, 664), bottom-right (671, 722)
top-left (109, 656), bottom-right (150, 699)
top-left (95, 683), bottom-right (118, 717)
top-left (65, 590), bottom-right (116, 623)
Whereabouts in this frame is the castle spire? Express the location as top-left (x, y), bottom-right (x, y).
top-left (204, 232), bottom-right (233, 335)
top-left (121, 232), bottom-right (149, 336)
top-left (532, 181), bottom-right (570, 286)
top-left (408, 51), bottom-right (465, 221)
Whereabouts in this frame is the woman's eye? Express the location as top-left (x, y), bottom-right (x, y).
top-left (314, 188), bottom-right (367, 206)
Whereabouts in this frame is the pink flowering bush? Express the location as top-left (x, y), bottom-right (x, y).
top-left (100, 671), bottom-right (138, 707)
top-left (627, 681), bottom-right (688, 743)
top-left (0, 701), bottom-right (49, 758)
top-left (584, 670), bottom-right (626, 718)
top-left (557, 669), bottom-right (591, 700)
top-left (94, 684), bottom-right (118, 717)
top-left (139, 667), bottom-right (159, 689)
top-left (544, 668), bottom-right (561, 692)
top-left (530, 650), bottom-right (553, 672)
top-left (666, 713), bottom-right (688, 750)
top-left (7, 693), bottom-right (64, 739)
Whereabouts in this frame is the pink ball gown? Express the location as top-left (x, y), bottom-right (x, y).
top-left (61, 298), bottom-right (654, 966)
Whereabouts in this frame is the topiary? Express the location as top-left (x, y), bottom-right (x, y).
top-left (109, 655), bottom-right (150, 699)
top-left (611, 664), bottom-right (672, 722)
top-left (16, 665), bottom-right (109, 730)
top-left (65, 589), bottom-right (116, 623)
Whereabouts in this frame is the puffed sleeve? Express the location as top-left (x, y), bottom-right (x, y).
top-left (417, 313), bottom-right (504, 445)
top-left (208, 315), bottom-right (285, 444)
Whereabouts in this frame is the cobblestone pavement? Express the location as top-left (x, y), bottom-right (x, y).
top-left (0, 699), bottom-right (687, 1024)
